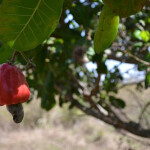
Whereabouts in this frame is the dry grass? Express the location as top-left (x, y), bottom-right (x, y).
top-left (0, 85), bottom-right (150, 150)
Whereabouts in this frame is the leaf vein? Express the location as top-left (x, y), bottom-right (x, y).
top-left (38, 9), bottom-right (51, 19)
top-left (6, 14), bottom-right (30, 17)
top-left (37, 11), bottom-right (46, 25)
top-left (13, 0), bottom-right (43, 48)
top-left (32, 18), bottom-right (45, 38)
top-left (28, 24), bottom-right (38, 41)
top-left (43, 0), bottom-right (57, 14)
top-left (10, 4), bottom-right (34, 10)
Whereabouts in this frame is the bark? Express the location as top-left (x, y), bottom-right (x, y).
top-left (55, 83), bottom-right (150, 138)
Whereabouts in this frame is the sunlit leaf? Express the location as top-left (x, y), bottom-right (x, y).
top-left (134, 30), bottom-right (150, 42)
top-left (0, 0), bottom-right (64, 51)
top-left (94, 6), bottom-right (119, 53)
top-left (140, 30), bottom-right (150, 42)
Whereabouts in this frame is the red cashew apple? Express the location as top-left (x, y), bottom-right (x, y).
top-left (0, 63), bottom-right (30, 106)
top-left (0, 63), bottom-right (30, 123)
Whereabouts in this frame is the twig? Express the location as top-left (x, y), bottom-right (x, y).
top-left (83, 72), bottom-right (102, 112)
top-left (9, 51), bottom-right (18, 64)
top-left (67, 71), bottom-right (85, 91)
top-left (20, 52), bottom-right (36, 69)
top-left (68, 72), bottom-right (102, 113)
top-left (118, 49), bottom-right (150, 66)
top-left (90, 73), bottom-right (101, 97)
top-left (139, 102), bottom-right (150, 128)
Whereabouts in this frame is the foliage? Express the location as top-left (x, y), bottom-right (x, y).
top-left (94, 5), bottom-right (119, 53)
top-left (0, 0), bottom-right (63, 51)
top-left (0, 0), bottom-right (150, 137)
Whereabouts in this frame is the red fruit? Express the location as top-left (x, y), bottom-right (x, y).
top-left (0, 63), bottom-right (30, 106)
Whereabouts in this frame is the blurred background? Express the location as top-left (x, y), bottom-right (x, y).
top-left (1, 0), bottom-right (150, 149)
top-left (1, 84), bottom-right (150, 150)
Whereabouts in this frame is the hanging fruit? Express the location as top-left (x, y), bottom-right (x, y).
top-left (6, 103), bottom-right (24, 123)
top-left (0, 63), bottom-right (30, 123)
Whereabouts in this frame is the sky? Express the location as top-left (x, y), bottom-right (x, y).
top-left (85, 60), bottom-right (145, 83)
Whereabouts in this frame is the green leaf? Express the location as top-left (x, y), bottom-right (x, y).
top-left (134, 30), bottom-right (150, 42)
top-left (133, 42), bottom-right (143, 48)
top-left (109, 96), bottom-right (126, 109)
top-left (145, 72), bottom-right (150, 89)
top-left (0, 0), bottom-right (64, 51)
top-left (140, 30), bottom-right (150, 42)
top-left (94, 6), bottom-right (119, 53)
top-left (41, 70), bottom-right (56, 111)
top-left (0, 44), bottom-right (14, 63)
top-left (41, 92), bottom-right (55, 111)
top-left (133, 30), bottom-right (141, 40)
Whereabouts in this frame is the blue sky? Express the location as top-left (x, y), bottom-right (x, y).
top-left (85, 60), bottom-right (145, 83)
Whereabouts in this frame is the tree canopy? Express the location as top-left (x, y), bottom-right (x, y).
top-left (0, 0), bottom-right (150, 138)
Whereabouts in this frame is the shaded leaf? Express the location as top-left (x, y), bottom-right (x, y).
top-left (145, 72), bottom-right (150, 89)
top-left (109, 96), bottom-right (126, 109)
top-left (41, 70), bottom-right (56, 111)
top-left (0, 44), bottom-right (14, 63)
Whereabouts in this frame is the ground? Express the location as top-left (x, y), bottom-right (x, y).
top-left (0, 85), bottom-right (150, 150)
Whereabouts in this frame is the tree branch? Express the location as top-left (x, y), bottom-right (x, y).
top-left (68, 72), bottom-right (102, 113)
top-left (9, 51), bottom-right (18, 64)
top-left (118, 49), bottom-right (150, 66)
top-left (55, 83), bottom-right (150, 138)
top-left (90, 72), bottom-right (101, 97)
top-left (139, 102), bottom-right (150, 128)
top-left (106, 53), bottom-right (139, 64)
